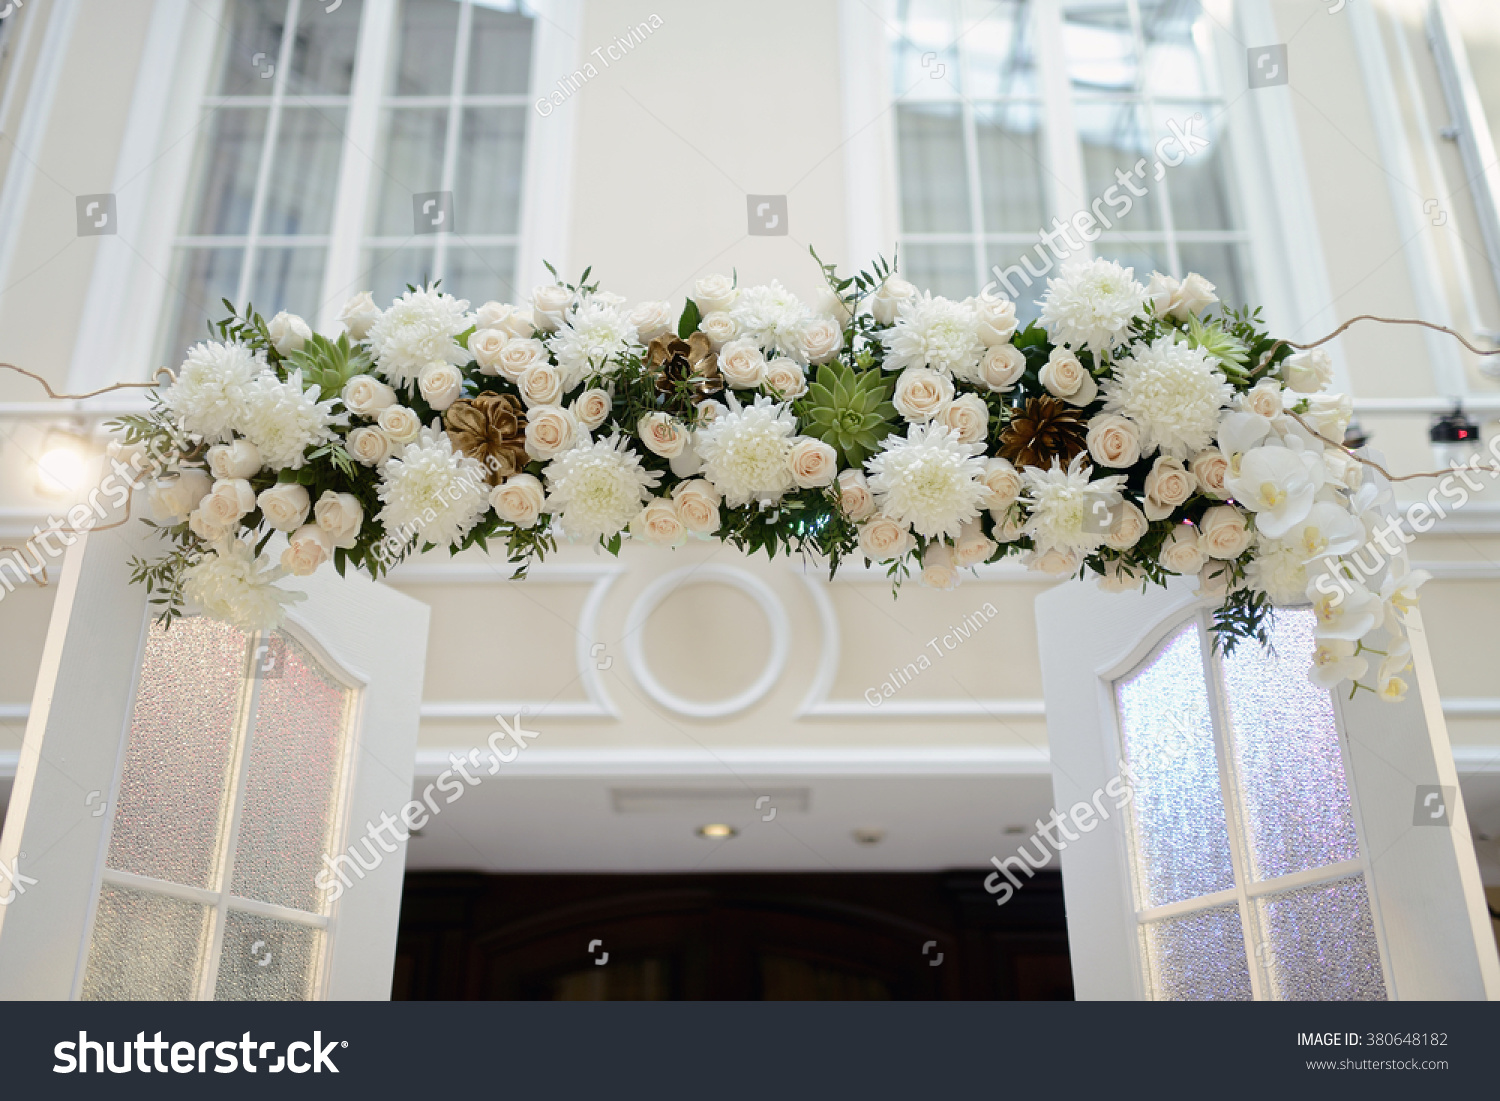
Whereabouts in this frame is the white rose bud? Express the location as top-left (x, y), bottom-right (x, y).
top-left (858, 513), bottom-right (915, 562)
top-left (628, 300), bottom-right (675, 344)
top-left (1146, 272), bottom-right (1182, 318)
top-left (814, 286), bottom-right (853, 325)
top-left (992, 508), bottom-right (1024, 542)
top-left (893, 367), bottom-right (954, 423)
top-left (800, 317), bottom-right (844, 365)
top-left (871, 276), bottom-right (918, 326)
top-left (531, 284), bottom-right (574, 332)
top-left (638, 412), bottom-right (689, 459)
top-left (417, 363), bottom-right (465, 411)
top-left (763, 358), bottom-right (807, 400)
top-left (953, 518), bottom-right (996, 567)
top-left (469, 329), bottom-right (511, 376)
top-left (1303, 392), bottom-right (1353, 443)
top-left (202, 478), bottom-right (256, 526)
top-left (717, 338), bottom-right (767, 388)
top-left (377, 405), bottom-right (422, 446)
top-left (1282, 349), bottom-right (1334, 394)
top-left (974, 344), bottom-right (1027, 392)
top-left (1104, 500), bottom-right (1148, 550)
top-left (517, 363), bottom-right (564, 407)
top-left (343, 374), bottom-right (398, 416)
top-left (980, 456), bottom-right (1022, 510)
top-left (338, 292), bottom-right (381, 340)
top-left (939, 392), bottom-right (989, 445)
top-left (1039, 347), bottom-right (1098, 407)
top-left (256, 482), bottom-right (311, 532)
top-left (347, 426), bottom-right (393, 466)
top-left (698, 311), bottom-right (739, 350)
top-left (476, 301), bottom-right (533, 337)
top-left (837, 469), bottom-right (877, 521)
top-left (1189, 448), bottom-right (1231, 499)
top-left (788, 437), bottom-right (838, 489)
top-left (1158, 524), bottom-right (1207, 575)
top-left (206, 440), bottom-right (262, 480)
top-left (1200, 504), bottom-right (1252, 560)
top-left (1174, 272), bottom-right (1218, 318)
top-left (672, 479), bottom-right (722, 534)
top-left (282, 524), bottom-right (334, 577)
top-left (524, 405), bottom-right (579, 460)
top-left (267, 311), bottom-right (312, 356)
top-left (1086, 413), bottom-right (1141, 469)
top-left (974, 289), bottom-right (1019, 346)
top-left (630, 498), bottom-right (688, 547)
top-left (314, 490), bottom-right (363, 549)
top-left (490, 473), bottom-right (545, 528)
top-left (919, 541), bottom-right (960, 591)
top-left (572, 388), bottom-right (613, 431)
top-left (693, 273), bottom-right (738, 314)
top-left (188, 507), bottom-right (231, 542)
top-left (1098, 559), bottom-right (1146, 593)
top-left (1028, 546), bottom-right (1082, 576)
top-left (1143, 455), bottom-right (1198, 521)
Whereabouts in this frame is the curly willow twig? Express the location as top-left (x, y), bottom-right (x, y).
top-left (0, 361), bottom-right (176, 397)
top-left (1251, 314), bottom-right (1500, 378)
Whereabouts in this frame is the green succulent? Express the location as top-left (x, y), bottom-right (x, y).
top-left (797, 361), bottom-right (899, 468)
top-left (1185, 313), bottom-right (1250, 373)
top-left (285, 332), bottom-right (374, 396)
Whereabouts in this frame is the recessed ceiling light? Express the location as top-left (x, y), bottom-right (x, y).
top-left (1003, 825), bottom-right (1026, 835)
top-left (852, 827), bottom-right (885, 845)
top-left (696, 823), bottom-right (737, 839)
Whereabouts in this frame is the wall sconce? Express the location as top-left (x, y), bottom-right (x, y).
top-left (34, 425), bottom-right (95, 498)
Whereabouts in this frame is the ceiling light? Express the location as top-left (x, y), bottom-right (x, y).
top-left (35, 426), bottom-right (94, 498)
top-left (852, 827), bottom-right (885, 845)
top-left (695, 823), bottom-right (737, 839)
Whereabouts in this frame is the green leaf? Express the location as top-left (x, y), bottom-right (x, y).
top-left (677, 298), bottom-right (702, 339)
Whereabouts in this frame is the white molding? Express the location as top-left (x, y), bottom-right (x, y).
top-left (622, 564), bottom-right (790, 721)
top-left (837, 0), bottom-right (894, 270)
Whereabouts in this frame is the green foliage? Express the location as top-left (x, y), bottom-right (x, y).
top-left (284, 332), bottom-right (373, 395)
top-left (796, 361), bottom-right (898, 468)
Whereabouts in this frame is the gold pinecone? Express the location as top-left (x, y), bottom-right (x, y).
top-left (997, 396), bottom-right (1089, 471)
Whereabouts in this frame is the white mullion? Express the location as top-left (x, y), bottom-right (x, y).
top-left (434, 1), bottom-right (474, 283)
top-left (1136, 886), bottom-right (1241, 924)
top-left (951, 0), bottom-right (985, 293)
top-left (1035, 0), bottom-right (1088, 256)
top-left (100, 868), bottom-right (222, 909)
top-left (1126, 0), bottom-right (1178, 276)
top-left (225, 894), bottom-right (330, 929)
top-left (235, 0), bottom-right (302, 309)
top-left (1241, 859), bottom-right (1368, 901)
top-left (1195, 610), bottom-right (1267, 1000)
top-left (195, 630), bottom-right (269, 1001)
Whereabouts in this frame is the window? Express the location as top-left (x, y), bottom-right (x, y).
top-left (1113, 610), bottom-right (1387, 1000)
top-left (888, 0), bottom-right (1250, 320)
top-left (159, 0), bottom-right (536, 369)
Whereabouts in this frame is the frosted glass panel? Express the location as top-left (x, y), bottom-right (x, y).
top-left (1141, 906), bottom-right (1252, 1000)
top-left (107, 616), bottom-right (249, 889)
top-left (1257, 877), bottom-right (1387, 1001)
top-left (1219, 608), bottom-right (1360, 881)
top-left (1115, 621), bottom-right (1235, 907)
top-left (230, 632), bottom-right (351, 912)
top-left (81, 883), bottom-right (210, 1000)
top-left (214, 910), bottom-right (323, 1001)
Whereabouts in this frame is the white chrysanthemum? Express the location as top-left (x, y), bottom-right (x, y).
top-left (694, 394), bottom-right (799, 507)
top-left (1038, 258), bottom-right (1145, 355)
top-left (183, 538), bottom-right (302, 631)
top-left (543, 434), bottom-right (661, 541)
top-left (1021, 455), bottom-right (1127, 553)
top-left (376, 424), bottom-right (490, 549)
top-left (729, 282), bottom-right (814, 361)
top-left (239, 370), bottom-right (342, 470)
top-left (548, 298), bottom-right (639, 389)
top-left (1246, 536), bottom-right (1309, 605)
top-left (366, 287), bottom-right (473, 388)
top-left (865, 423), bottom-right (989, 540)
top-left (1102, 336), bottom-right (1233, 459)
top-left (880, 293), bottom-right (985, 378)
top-left (163, 341), bottom-right (265, 442)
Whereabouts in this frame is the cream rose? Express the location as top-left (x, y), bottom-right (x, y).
top-left (1282, 349), bottom-right (1334, 394)
top-left (630, 498), bottom-right (688, 547)
top-left (980, 456), bottom-right (1022, 510)
top-left (628, 300), bottom-right (675, 344)
top-left (693, 273), bottom-right (738, 314)
top-left (476, 301), bottom-right (534, 337)
top-left (268, 311), bottom-right (312, 356)
top-left (1104, 500), bottom-right (1148, 550)
top-left (837, 469), bottom-right (877, 521)
top-left (524, 405), bottom-right (579, 460)
top-left (814, 286), bottom-right (853, 324)
top-left (282, 524), bottom-right (333, 577)
top-left (1159, 524), bottom-right (1207, 574)
top-left (698, 310), bottom-right (738, 349)
top-left (207, 440), bottom-right (262, 480)
top-left (1039, 347), bottom-right (1098, 407)
top-left (717, 338), bottom-right (767, 388)
top-left (788, 437), bottom-right (838, 489)
top-left (974, 289), bottom-right (1019, 346)
top-left (859, 513), bottom-right (915, 562)
top-left (572, 388), bottom-right (613, 431)
top-left (348, 426), bottom-right (393, 466)
top-left (1143, 455), bottom-right (1198, 521)
top-left (256, 482), bottom-right (311, 532)
top-left (1098, 559), bottom-right (1146, 594)
top-left (469, 329), bottom-right (511, 376)
top-left (1086, 413), bottom-right (1141, 469)
top-left (672, 479), bottom-right (721, 534)
top-left (418, 363), bottom-right (465, 411)
top-left (1303, 392), bottom-right (1353, 443)
top-left (1197, 561), bottom-right (1233, 598)
top-left (939, 392), bottom-right (989, 445)
top-left (490, 473), bottom-right (545, 528)
top-left (919, 542), bottom-right (959, 591)
top-left (377, 405), bottom-right (422, 446)
top-left (1028, 546), bottom-right (1081, 576)
top-left (343, 374), bottom-right (398, 416)
top-left (974, 345), bottom-right (1026, 392)
top-left (1176, 272), bottom-right (1218, 317)
top-left (531, 284), bottom-right (573, 332)
top-left (517, 363), bottom-right (564, 407)
top-left (953, 518), bottom-right (996, 567)
top-left (800, 317), bottom-right (843, 365)
top-left (314, 490), bottom-right (363, 549)
top-left (763, 358), bottom-right (807, 400)
top-left (338, 292), bottom-right (380, 340)
top-left (638, 412), bottom-right (689, 459)
top-left (202, 478), bottom-right (256, 526)
top-left (893, 367), bottom-right (954, 423)
top-left (1242, 379), bottom-right (1283, 420)
top-left (871, 276), bottom-right (917, 326)
top-left (188, 507), bottom-right (231, 542)
top-left (1190, 448), bottom-right (1231, 499)
top-left (991, 508), bottom-right (1024, 542)
top-left (1199, 504), bottom-right (1253, 560)
top-left (496, 337), bottom-right (549, 382)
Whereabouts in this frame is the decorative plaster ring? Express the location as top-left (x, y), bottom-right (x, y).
top-left (622, 565), bottom-right (790, 720)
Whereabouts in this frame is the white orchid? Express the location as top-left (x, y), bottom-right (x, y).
top-left (1308, 638), bottom-right (1368, 690)
top-left (1308, 570), bottom-right (1382, 641)
top-left (1224, 442), bottom-right (1323, 539)
top-left (1282, 501), bottom-right (1364, 562)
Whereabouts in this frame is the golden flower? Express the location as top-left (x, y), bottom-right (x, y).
top-left (996, 396), bottom-right (1088, 471)
top-left (444, 391), bottom-right (529, 484)
top-left (646, 331), bottom-right (724, 408)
